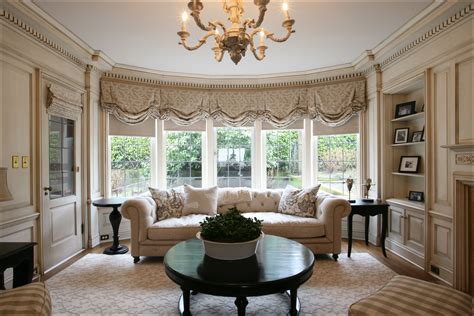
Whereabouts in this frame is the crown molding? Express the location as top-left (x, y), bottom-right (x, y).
top-left (103, 70), bottom-right (365, 90)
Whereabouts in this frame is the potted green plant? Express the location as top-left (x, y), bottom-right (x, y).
top-left (196, 207), bottom-right (264, 260)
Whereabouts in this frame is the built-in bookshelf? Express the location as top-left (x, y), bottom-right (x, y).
top-left (382, 73), bottom-right (428, 269)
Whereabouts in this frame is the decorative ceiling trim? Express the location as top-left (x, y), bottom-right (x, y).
top-left (102, 71), bottom-right (365, 90)
top-left (47, 84), bottom-right (83, 120)
top-left (380, 3), bottom-right (474, 70)
top-left (0, 8), bottom-right (87, 69)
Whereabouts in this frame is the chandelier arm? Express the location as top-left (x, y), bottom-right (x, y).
top-left (249, 30), bottom-right (266, 61)
top-left (180, 31), bottom-right (216, 51)
top-left (253, 4), bottom-right (268, 28)
top-left (190, 11), bottom-right (213, 31)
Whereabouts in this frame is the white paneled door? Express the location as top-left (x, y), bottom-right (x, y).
top-left (41, 110), bottom-right (83, 272)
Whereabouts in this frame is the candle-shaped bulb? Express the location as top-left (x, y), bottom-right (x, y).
top-left (215, 28), bottom-right (219, 36)
top-left (282, 2), bottom-right (290, 19)
top-left (181, 12), bottom-right (188, 32)
top-left (259, 30), bottom-right (265, 45)
top-left (181, 12), bottom-right (188, 22)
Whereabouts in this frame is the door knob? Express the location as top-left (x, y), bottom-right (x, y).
top-left (43, 186), bottom-right (52, 191)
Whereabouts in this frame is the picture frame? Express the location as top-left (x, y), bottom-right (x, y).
top-left (421, 126), bottom-right (425, 141)
top-left (394, 128), bottom-right (409, 144)
top-left (408, 191), bottom-right (424, 202)
top-left (411, 131), bottom-right (423, 142)
top-left (399, 156), bottom-right (421, 173)
top-left (395, 101), bottom-right (416, 118)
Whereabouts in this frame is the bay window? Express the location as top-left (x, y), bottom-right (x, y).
top-left (215, 126), bottom-right (252, 188)
top-left (264, 128), bottom-right (303, 189)
top-left (314, 115), bottom-right (360, 198)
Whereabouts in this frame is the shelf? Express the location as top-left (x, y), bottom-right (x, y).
top-left (392, 142), bottom-right (425, 147)
top-left (440, 144), bottom-right (474, 152)
top-left (392, 172), bottom-right (425, 178)
top-left (386, 198), bottom-right (425, 212)
top-left (391, 112), bottom-right (425, 122)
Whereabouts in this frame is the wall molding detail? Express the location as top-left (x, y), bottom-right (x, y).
top-left (380, 3), bottom-right (474, 70)
top-left (102, 71), bottom-right (365, 90)
top-left (456, 154), bottom-right (474, 165)
top-left (0, 8), bottom-right (86, 69)
top-left (47, 84), bottom-right (83, 120)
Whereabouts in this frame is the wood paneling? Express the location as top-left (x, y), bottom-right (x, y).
top-left (456, 59), bottom-right (474, 144)
top-left (431, 66), bottom-right (452, 210)
top-left (406, 209), bottom-right (425, 254)
top-left (430, 215), bottom-right (453, 270)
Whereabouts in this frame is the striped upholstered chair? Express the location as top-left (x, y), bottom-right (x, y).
top-left (349, 275), bottom-right (472, 315)
top-left (0, 282), bottom-right (52, 315)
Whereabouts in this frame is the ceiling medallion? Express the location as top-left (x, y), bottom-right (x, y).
top-left (178, 0), bottom-right (295, 65)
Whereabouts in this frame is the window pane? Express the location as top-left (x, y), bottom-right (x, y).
top-left (166, 131), bottom-right (202, 188)
top-left (315, 134), bottom-right (360, 199)
top-left (266, 130), bottom-right (302, 189)
top-left (49, 115), bottom-right (75, 199)
top-left (216, 127), bottom-right (252, 188)
top-left (110, 136), bottom-right (151, 197)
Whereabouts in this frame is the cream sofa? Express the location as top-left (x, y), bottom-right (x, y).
top-left (122, 188), bottom-right (351, 263)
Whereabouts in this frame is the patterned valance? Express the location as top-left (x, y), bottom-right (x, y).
top-left (100, 77), bottom-right (366, 128)
top-left (47, 84), bottom-right (83, 121)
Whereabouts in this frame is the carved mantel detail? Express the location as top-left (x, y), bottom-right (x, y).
top-left (47, 84), bottom-right (83, 121)
top-left (456, 154), bottom-right (474, 165)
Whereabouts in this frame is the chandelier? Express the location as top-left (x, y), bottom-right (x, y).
top-left (177, 0), bottom-right (295, 64)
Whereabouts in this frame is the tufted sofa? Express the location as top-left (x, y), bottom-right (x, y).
top-left (122, 188), bottom-right (351, 263)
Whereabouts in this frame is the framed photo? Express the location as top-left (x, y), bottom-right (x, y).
top-left (421, 126), bottom-right (425, 141)
top-left (399, 156), bottom-right (421, 173)
top-left (411, 131), bottom-right (423, 142)
top-left (395, 101), bottom-right (416, 118)
top-left (408, 191), bottom-right (424, 202)
top-left (394, 128), bottom-right (409, 144)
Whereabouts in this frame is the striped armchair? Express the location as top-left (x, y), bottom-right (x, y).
top-left (0, 282), bottom-right (52, 315)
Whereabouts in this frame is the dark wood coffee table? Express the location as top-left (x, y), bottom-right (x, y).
top-left (164, 235), bottom-right (315, 316)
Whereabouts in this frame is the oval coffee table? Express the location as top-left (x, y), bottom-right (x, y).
top-left (164, 235), bottom-right (315, 316)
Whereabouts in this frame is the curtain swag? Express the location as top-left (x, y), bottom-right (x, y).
top-left (100, 79), bottom-right (366, 128)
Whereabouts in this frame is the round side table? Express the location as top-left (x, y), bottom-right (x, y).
top-left (92, 197), bottom-right (129, 255)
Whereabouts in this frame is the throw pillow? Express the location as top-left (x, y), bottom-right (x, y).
top-left (149, 187), bottom-right (185, 221)
top-left (182, 184), bottom-right (218, 216)
top-left (278, 184), bottom-right (321, 218)
top-left (218, 187), bottom-right (253, 206)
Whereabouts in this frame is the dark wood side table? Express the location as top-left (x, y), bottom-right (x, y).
top-left (348, 200), bottom-right (389, 258)
top-left (0, 242), bottom-right (37, 289)
top-left (165, 235), bottom-right (314, 316)
top-left (92, 197), bottom-right (128, 255)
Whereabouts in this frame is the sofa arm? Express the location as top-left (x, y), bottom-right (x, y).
top-left (122, 197), bottom-right (156, 255)
top-left (317, 197), bottom-right (351, 251)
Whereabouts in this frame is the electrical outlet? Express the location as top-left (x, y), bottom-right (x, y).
top-left (12, 156), bottom-right (19, 168)
top-left (100, 234), bottom-right (110, 241)
top-left (430, 265), bottom-right (440, 275)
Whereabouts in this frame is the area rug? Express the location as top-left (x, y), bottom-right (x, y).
top-left (46, 253), bottom-right (395, 315)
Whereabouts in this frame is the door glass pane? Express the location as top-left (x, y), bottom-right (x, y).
top-left (49, 115), bottom-right (75, 199)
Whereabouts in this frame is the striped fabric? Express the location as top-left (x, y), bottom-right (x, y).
top-left (0, 282), bottom-right (51, 315)
top-left (349, 275), bottom-right (473, 316)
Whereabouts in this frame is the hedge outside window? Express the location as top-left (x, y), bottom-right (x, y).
top-left (166, 131), bottom-right (203, 188)
top-left (110, 136), bottom-right (152, 197)
top-left (216, 127), bottom-right (252, 188)
top-left (265, 130), bottom-right (303, 189)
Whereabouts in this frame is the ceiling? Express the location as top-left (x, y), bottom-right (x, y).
top-left (34, 0), bottom-right (432, 76)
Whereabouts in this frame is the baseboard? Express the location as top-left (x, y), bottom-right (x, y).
top-left (386, 239), bottom-right (424, 269)
top-left (91, 234), bottom-right (101, 248)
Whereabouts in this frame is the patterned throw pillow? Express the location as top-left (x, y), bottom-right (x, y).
top-left (278, 185), bottom-right (321, 218)
top-left (149, 187), bottom-right (185, 221)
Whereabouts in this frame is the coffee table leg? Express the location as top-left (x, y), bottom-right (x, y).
top-left (235, 297), bottom-right (248, 316)
top-left (289, 289), bottom-right (298, 316)
top-left (179, 288), bottom-right (191, 316)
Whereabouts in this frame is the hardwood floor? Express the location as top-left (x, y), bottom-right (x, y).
top-left (43, 238), bottom-right (437, 283)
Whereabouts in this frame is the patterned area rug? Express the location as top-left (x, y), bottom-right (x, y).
top-left (46, 253), bottom-right (395, 315)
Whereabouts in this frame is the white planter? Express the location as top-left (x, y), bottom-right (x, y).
top-left (196, 232), bottom-right (264, 260)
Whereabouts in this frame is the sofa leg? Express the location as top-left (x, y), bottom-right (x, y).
top-left (332, 254), bottom-right (339, 261)
top-left (133, 256), bottom-right (140, 263)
